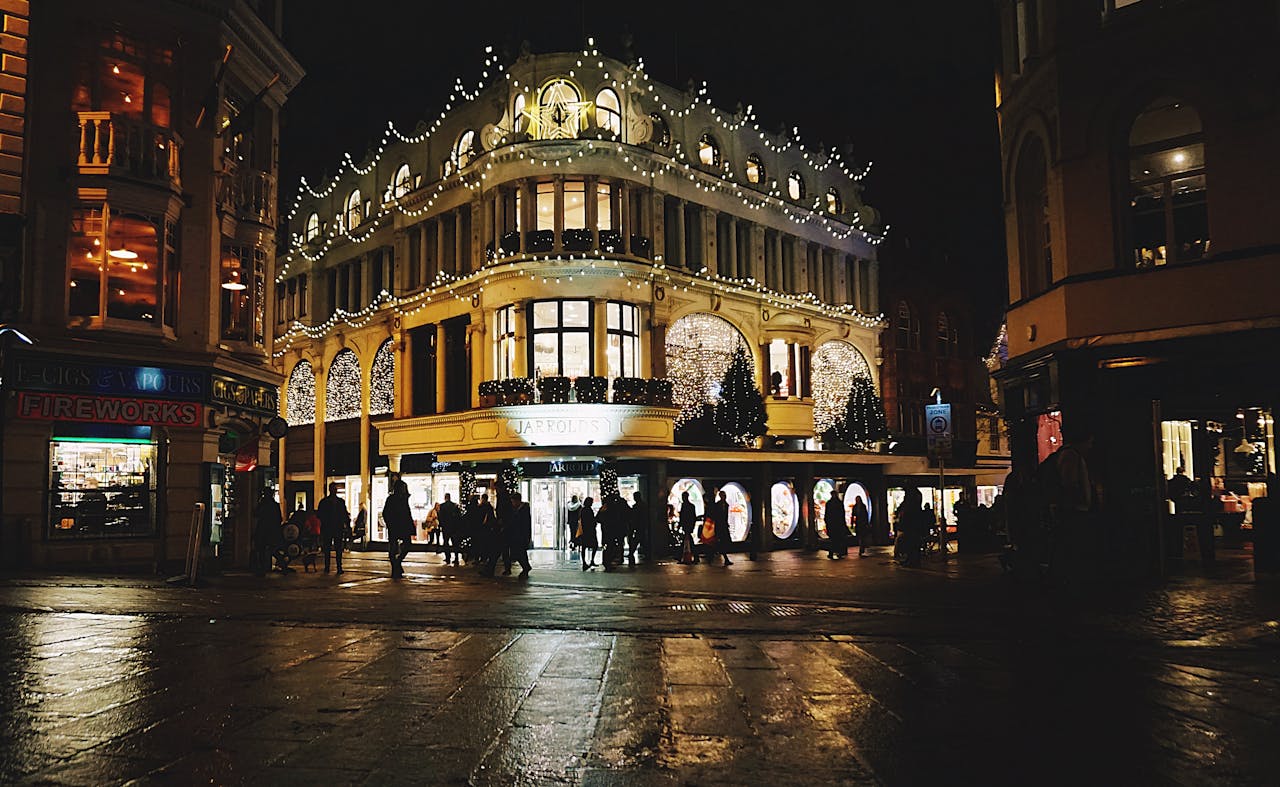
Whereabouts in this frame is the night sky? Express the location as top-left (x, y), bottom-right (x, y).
top-left (279, 2), bottom-right (1006, 350)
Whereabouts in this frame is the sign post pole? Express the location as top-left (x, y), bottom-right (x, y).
top-left (925, 392), bottom-right (952, 559)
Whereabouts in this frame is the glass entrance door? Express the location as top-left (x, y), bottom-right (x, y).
top-left (524, 477), bottom-right (604, 549)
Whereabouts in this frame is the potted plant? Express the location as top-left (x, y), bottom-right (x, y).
top-left (499, 377), bottom-right (534, 405)
top-left (647, 378), bottom-right (673, 407)
top-left (574, 376), bottom-right (607, 403)
top-left (562, 228), bottom-right (593, 252)
top-left (538, 375), bottom-right (571, 404)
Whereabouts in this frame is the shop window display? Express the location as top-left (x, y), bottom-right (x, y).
top-left (771, 481), bottom-right (798, 539)
top-left (719, 482), bottom-right (751, 542)
top-left (49, 436), bottom-right (158, 538)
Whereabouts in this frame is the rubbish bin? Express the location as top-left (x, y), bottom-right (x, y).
top-left (1254, 498), bottom-right (1278, 573)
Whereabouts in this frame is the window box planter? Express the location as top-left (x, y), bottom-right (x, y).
top-left (537, 375), bottom-right (571, 404)
top-left (499, 377), bottom-right (534, 405)
top-left (629, 235), bottom-right (651, 259)
top-left (647, 378), bottom-right (673, 407)
top-left (574, 376), bottom-right (607, 404)
top-left (599, 230), bottom-right (623, 253)
top-left (525, 230), bottom-right (554, 253)
top-left (612, 376), bottom-right (648, 405)
top-left (562, 228), bottom-right (593, 252)
top-left (478, 379), bottom-right (500, 408)
top-left (499, 231), bottom-right (520, 256)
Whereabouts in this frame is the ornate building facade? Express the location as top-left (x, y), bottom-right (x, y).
top-left (275, 45), bottom-right (909, 554)
top-left (994, 0), bottom-right (1278, 572)
top-left (0, 0), bottom-right (301, 570)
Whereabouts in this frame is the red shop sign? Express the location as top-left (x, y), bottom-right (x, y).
top-left (17, 391), bottom-right (203, 428)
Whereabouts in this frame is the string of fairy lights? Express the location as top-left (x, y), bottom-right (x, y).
top-left (271, 254), bottom-right (885, 363)
top-left (369, 340), bottom-right (396, 416)
top-left (663, 312), bottom-right (750, 426)
top-left (277, 39), bottom-right (887, 277)
top-left (811, 340), bottom-right (874, 435)
top-left (285, 361), bottom-right (315, 426)
top-left (324, 349), bottom-right (362, 422)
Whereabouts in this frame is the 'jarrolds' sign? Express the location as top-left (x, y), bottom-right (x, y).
top-left (17, 392), bottom-right (203, 428)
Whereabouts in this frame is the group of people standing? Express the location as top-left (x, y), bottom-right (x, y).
top-left (823, 485), bottom-right (871, 560)
top-left (567, 492), bottom-right (646, 571)
top-left (252, 482), bottom-right (359, 576)
top-left (380, 473), bottom-right (534, 579)
top-left (676, 488), bottom-right (734, 565)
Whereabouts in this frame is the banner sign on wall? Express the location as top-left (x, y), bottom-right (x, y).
top-left (17, 392), bottom-right (203, 428)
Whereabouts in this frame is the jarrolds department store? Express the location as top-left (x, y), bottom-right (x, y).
top-left (1, 349), bottom-right (281, 570)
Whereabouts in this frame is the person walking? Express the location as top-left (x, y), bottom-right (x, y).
top-left (576, 496), bottom-right (599, 570)
top-left (438, 493), bottom-right (463, 565)
top-left (382, 479), bottom-right (414, 578)
top-left (252, 488), bottom-right (283, 577)
top-left (825, 484), bottom-right (849, 559)
top-left (350, 503), bottom-right (367, 546)
top-left (710, 487), bottom-right (733, 566)
top-left (678, 491), bottom-right (700, 564)
top-left (317, 482), bottom-right (349, 574)
top-left (627, 491), bottom-right (646, 566)
top-left (477, 494), bottom-right (503, 577)
top-left (851, 494), bottom-right (870, 557)
top-left (566, 494), bottom-right (583, 557)
top-left (1053, 421), bottom-right (1097, 590)
top-left (503, 491), bottom-right (533, 577)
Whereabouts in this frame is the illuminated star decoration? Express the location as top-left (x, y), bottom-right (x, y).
top-left (526, 80), bottom-right (593, 140)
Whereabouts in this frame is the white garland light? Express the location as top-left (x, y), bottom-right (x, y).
top-left (325, 349), bottom-right (362, 422)
top-left (370, 339), bottom-right (395, 416)
top-left (664, 313), bottom-right (750, 425)
top-left (811, 340), bottom-right (873, 435)
top-left (286, 361), bottom-right (316, 426)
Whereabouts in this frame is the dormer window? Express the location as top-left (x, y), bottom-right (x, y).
top-left (787, 172), bottom-right (805, 201)
top-left (595, 88), bottom-right (621, 136)
top-left (305, 212), bottom-right (320, 242)
top-left (649, 113), bottom-right (670, 148)
top-left (454, 130), bottom-right (476, 170)
top-left (746, 154), bottom-right (765, 185)
top-left (513, 93), bottom-right (528, 134)
top-left (345, 190), bottom-right (363, 230)
top-left (393, 164), bottom-right (412, 199)
top-left (698, 134), bottom-right (720, 167)
top-left (826, 187), bottom-right (842, 214)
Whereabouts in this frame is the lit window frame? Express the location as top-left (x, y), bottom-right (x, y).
top-left (605, 301), bottom-right (639, 380)
top-left (787, 171), bottom-right (805, 201)
top-left (746, 154), bottom-right (765, 185)
top-left (528, 299), bottom-right (594, 378)
top-left (698, 133), bottom-right (721, 168)
top-left (594, 87), bottom-right (621, 136)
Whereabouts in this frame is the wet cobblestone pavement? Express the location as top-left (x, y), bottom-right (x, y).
top-left (2, 549), bottom-right (1278, 785)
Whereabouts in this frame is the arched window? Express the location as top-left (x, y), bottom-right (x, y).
top-left (897, 300), bottom-right (920, 350)
top-left (595, 88), bottom-right (621, 135)
top-left (393, 164), bottom-right (412, 199)
top-left (664, 312), bottom-right (750, 424)
top-left (826, 187), bottom-right (842, 214)
top-left (811, 340), bottom-right (873, 436)
top-left (369, 339), bottom-right (395, 416)
top-left (325, 349), bottom-right (361, 422)
top-left (513, 92), bottom-right (528, 134)
top-left (698, 134), bottom-right (721, 167)
top-left (345, 189), bottom-right (363, 230)
top-left (787, 171), bottom-right (805, 201)
top-left (536, 78), bottom-right (584, 140)
top-left (1129, 97), bottom-right (1207, 267)
top-left (1014, 135), bottom-right (1051, 297)
top-left (286, 361), bottom-right (316, 426)
top-left (936, 312), bottom-right (953, 357)
top-left (454, 129), bottom-right (476, 169)
top-left (745, 154), bottom-right (765, 185)
top-left (649, 113), bottom-right (670, 148)
top-left (304, 212), bottom-right (320, 242)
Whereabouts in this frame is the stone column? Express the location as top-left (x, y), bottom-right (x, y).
top-left (553, 177), bottom-right (564, 254)
top-left (650, 320), bottom-right (667, 378)
top-left (313, 358), bottom-right (327, 507)
top-left (673, 199), bottom-right (685, 269)
top-left (593, 298), bottom-right (609, 378)
top-left (512, 300), bottom-right (528, 377)
top-left (795, 239), bottom-right (809, 295)
top-left (638, 304), bottom-right (652, 377)
top-left (751, 224), bottom-right (765, 284)
top-left (868, 258), bottom-right (880, 314)
top-left (435, 323), bottom-right (447, 413)
top-left (392, 229), bottom-right (408, 295)
top-left (703, 207), bottom-right (717, 275)
top-left (396, 328), bottom-right (411, 418)
top-left (619, 182), bottom-right (631, 255)
top-left (586, 176), bottom-right (599, 252)
top-left (650, 190), bottom-right (665, 264)
top-left (435, 216), bottom-right (447, 278)
top-left (727, 217), bottom-right (739, 279)
top-left (468, 317), bottom-right (486, 408)
top-left (359, 353), bottom-right (372, 513)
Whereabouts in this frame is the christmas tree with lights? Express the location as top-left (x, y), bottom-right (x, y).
top-left (714, 346), bottom-right (768, 447)
top-left (832, 376), bottom-right (887, 449)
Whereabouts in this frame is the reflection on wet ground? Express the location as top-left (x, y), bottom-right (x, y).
top-left (1, 550), bottom-right (1277, 785)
